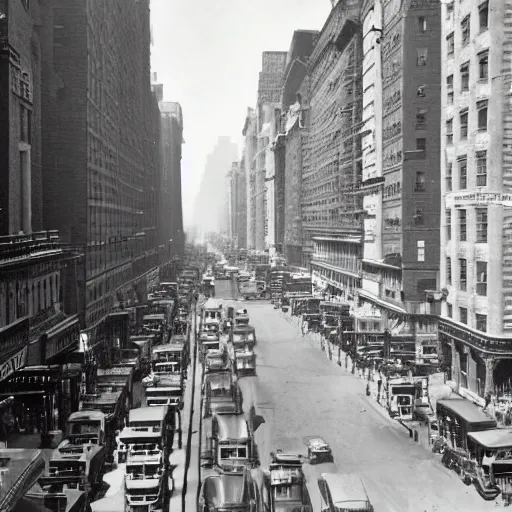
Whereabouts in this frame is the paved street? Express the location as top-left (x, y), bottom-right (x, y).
top-left (214, 280), bottom-right (497, 512)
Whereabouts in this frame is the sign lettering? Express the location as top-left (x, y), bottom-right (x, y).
top-left (0, 346), bottom-right (27, 382)
top-left (445, 191), bottom-right (512, 208)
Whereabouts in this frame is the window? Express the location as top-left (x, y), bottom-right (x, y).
top-left (476, 151), bottom-right (487, 186)
top-left (478, 51), bottom-right (488, 81)
top-left (460, 63), bottom-right (469, 92)
top-left (476, 261), bottom-right (487, 296)
top-left (476, 314), bottom-right (487, 332)
top-left (415, 171), bottom-right (425, 192)
top-left (447, 75), bottom-right (454, 104)
top-left (417, 48), bottom-right (428, 66)
top-left (459, 258), bottom-right (467, 291)
top-left (416, 138), bottom-right (426, 151)
top-left (418, 16), bottom-right (427, 32)
top-left (476, 208), bottom-right (488, 243)
top-left (446, 162), bottom-right (453, 192)
top-left (414, 208), bottom-right (424, 225)
top-left (479, 2), bottom-right (489, 31)
top-left (417, 85), bottom-right (425, 97)
top-left (477, 100), bottom-right (488, 131)
top-left (446, 119), bottom-right (453, 145)
top-left (447, 257), bottom-right (452, 284)
top-left (460, 110), bottom-right (468, 139)
top-left (459, 157), bottom-right (467, 189)
top-left (461, 16), bottom-right (470, 46)
top-left (459, 210), bottom-right (467, 241)
top-left (447, 303), bottom-right (453, 318)
top-left (417, 241), bottom-right (425, 262)
top-left (446, 33), bottom-right (454, 55)
top-left (460, 307), bottom-right (468, 324)
top-left (416, 109), bottom-right (427, 128)
top-left (446, 209), bottom-right (451, 240)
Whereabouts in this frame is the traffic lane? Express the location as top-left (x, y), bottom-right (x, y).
top-left (230, 301), bottom-right (496, 512)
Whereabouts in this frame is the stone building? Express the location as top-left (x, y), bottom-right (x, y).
top-left (356, 0), bottom-right (442, 363)
top-left (0, 0), bottom-right (84, 434)
top-left (302, 0), bottom-right (364, 295)
top-left (439, 0), bottom-right (512, 403)
top-left (228, 162), bottom-right (247, 249)
top-left (243, 108), bottom-right (258, 249)
top-left (40, 0), bottom-right (162, 357)
top-left (274, 30), bottom-right (319, 266)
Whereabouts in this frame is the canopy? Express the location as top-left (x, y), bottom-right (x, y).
top-left (437, 399), bottom-right (497, 429)
top-left (468, 429), bottom-right (512, 449)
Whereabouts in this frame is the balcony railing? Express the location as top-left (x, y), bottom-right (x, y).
top-left (0, 230), bottom-right (63, 263)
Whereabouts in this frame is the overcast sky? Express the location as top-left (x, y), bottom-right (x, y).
top-left (150, 0), bottom-right (331, 226)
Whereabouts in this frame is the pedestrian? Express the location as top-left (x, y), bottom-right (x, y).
top-left (377, 377), bottom-right (383, 402)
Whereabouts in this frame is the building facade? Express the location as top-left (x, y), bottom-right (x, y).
top-left (159, 101), bottom-right (185, 264)
top-left (356, 0), bottom-right (442, 363)
top-left (439, 0), bottom-right (512, 402)
top-left (0, 0), bottom-right (84, 435)
top-left (256, 52), bottom-right (287, 253)
top-left (243, 108), bottom-right (258, 249)
top-left (274, 30), bottom-right (319, 267)
top-left (227, 161), bottom-right (247, 249)
top-left (303, 0), bottom-right (364, 296)
top-left (40, 0), bottom-right (162, 353)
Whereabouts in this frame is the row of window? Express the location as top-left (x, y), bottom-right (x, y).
top-left (446, 208), bottom-right (487, 243)
top-left (446, 151), bottom-right (487, 190)
top-left (446, 303), bottom-right (487, 332)
top-left (446, 3), bottom-right (489, 52)
top-left (446, 258), bottom-right (487, 296)
top-left (445, 101), bottom-right (488, 143)
top-left (446, 51), bottom-right (488, 103)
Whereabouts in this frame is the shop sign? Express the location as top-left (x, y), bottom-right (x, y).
top-left (0, 346), bottom-right (27, 382)
top-left (445, 191), bottom-right (512, 209)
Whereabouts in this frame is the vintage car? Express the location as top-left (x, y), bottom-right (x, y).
top-left (307, 437), bottom-right (333, 465)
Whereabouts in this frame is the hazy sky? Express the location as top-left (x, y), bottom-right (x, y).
top-left (150, 0), bottom-right (331, 226)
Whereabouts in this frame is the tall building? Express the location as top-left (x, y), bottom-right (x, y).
top-left (159, 101), bottom-right (185, 264)
top-left (0, 0), bottom-right (83, 434)
top-left (228, 161), bottom-right (247, 249)
top-left (356, 0), bottom-right (442, 362)
top-left (274, 30), bottom-right (319, 266)
top-left (439, 0), bottom-right (512, 402)
top-left (243, 108), bottom-right (258, 249)
top-left (194, 137), bottom-right (238, 239)
top-left (303, 1), bottom-right (363, 294)
top-left (40, 0), bottom-right (162, 356)
top-left (256, 52), bottom-right (287, 253)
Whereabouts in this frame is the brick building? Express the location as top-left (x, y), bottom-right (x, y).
top-left (40, 0), bottom-right (162, 354)
top-left (438, 0), bottom-right (512, 403)
top-left (354, 0), bottom-right (442, 363)
top-left (0, 0), bottom-right (84, 435)
top-left (274, 30), bottom-right (319, 266)
top-left (302, 0), bottom-right (364, 294)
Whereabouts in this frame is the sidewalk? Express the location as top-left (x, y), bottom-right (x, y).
top-left (170, 307), bottom-right (202, 512)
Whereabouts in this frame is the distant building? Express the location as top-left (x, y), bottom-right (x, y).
top-left (228, 161), bottom-right (247, 249)
top-left (243, 108), bottom-right (258, 249)
top-left (439, 0), bottom-right (512, 402)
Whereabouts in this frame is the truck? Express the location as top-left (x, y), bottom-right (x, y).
top-left (239, 280), bottom-right (268, 300)
top-left (40, 411), bottom-right (113, 497)
top-left (282, 274), bottom-right (313, 304)
top-left (267, 451), bottom-right (312, 512)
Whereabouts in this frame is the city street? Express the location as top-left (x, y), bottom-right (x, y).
top-left (214, 280), bottom-right (497, 512)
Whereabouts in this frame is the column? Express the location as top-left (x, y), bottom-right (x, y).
top-left (450, 340), bottom-right (460, 390)
top-left (483, 355), bottom-right (497, 396)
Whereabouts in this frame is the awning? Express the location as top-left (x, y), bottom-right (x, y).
top-left (310, 260), bottom-right (360, 280)
top-left (45, 316), bottom-right (80, 363)
top-left (312, 236), bottom-right (361, 244)
top-left (358, 289), bottom-right (407, 315)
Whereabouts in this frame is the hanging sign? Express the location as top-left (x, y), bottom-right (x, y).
top-left (445, 191), bottom-right (512, 209)
top-left (0, 346), bottom-right (27, 382)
